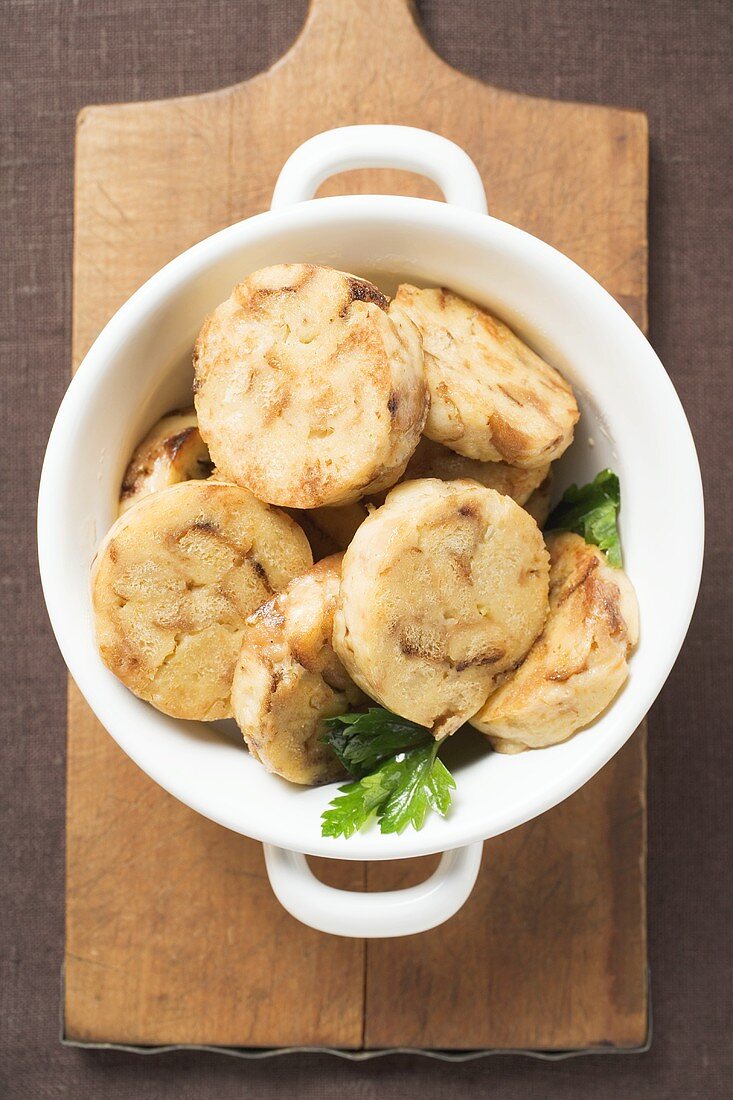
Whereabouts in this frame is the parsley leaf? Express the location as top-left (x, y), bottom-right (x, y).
top-left (321, 768), bottom-right (396, 839)
top-left (545, 468), bottom-right (623, 567)
top-left (378, 744), bottom-right (456, 834)
top-left (320, 723), bottom-right (456, 839)
top-left (322, 708), bottom-right (433, 779)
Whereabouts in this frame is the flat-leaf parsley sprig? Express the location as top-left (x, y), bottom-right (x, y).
top-left (545, 468), bottom-right (623, 567)
top-left (320, 709), bottom-right (455, 838)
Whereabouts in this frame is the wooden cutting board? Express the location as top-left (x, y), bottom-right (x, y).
top-left (66, 0), bottom-right (648, 1051)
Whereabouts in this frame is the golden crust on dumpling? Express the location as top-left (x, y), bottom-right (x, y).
top-left (333, 478), bottom-right (550, 739)
top-left (470, 532), bottom-right (639, 752)
top-left (194, 264), bottom-right (428, 508)
top-left (232, 555), bottom-right (363, 784)
top-left (92, 480), bottom-right (312, 720)
top-left (397, 436), bottom-right (550, 504)
top-left (394, 285), bottom-right (578, 467)
top-left (119, 408), bottom-right (212, 513)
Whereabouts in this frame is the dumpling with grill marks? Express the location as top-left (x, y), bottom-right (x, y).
top-left (118, 407), bottom-right (212, 514)
top-left (333, 478), bottom-right (550, 739)
top-left (394, 284), bottom-right (578, 468)
top-left (232, 554), bottom-right (364, 785)
top-left (91, 480), bottom-right (312, 720)
top-left (193, 264), bottom-right (428, 508)
top-left (470, 532), bottom-right (639, 752)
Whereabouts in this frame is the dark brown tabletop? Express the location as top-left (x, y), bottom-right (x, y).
top-left (2, 1), bottom-right (730, 1097)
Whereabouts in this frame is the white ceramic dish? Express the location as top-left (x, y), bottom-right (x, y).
top-left (38, 126), bottom-right (703, 938)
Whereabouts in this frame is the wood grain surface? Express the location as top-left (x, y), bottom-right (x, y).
top-left (67, 0), bottom-right (648, 1049)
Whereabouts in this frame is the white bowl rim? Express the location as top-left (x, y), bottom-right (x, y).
top-left (38, 193), bottom-right (704, 860)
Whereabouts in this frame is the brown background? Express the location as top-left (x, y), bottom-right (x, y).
top-left (1, 0), bottom-right (730, 1096)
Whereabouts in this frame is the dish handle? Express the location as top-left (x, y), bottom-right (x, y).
top-left (263, 842), bottom-right (483, 938)
top-left (270, 124), bottom-right (488, 213)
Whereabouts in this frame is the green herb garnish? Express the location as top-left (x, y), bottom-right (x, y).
top-left (320, 709), bottom-right (455, 838)
top-left (322, 708), bottom-right (433, 779)
top-left (545, 468), bottom-right (623, 567)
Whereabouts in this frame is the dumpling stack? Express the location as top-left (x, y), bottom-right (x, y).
top-left (91, 263), bottom-right (638, 784)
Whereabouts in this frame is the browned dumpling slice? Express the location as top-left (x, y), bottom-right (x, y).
top-left (394, 285), bottom-right (579, 468)
top-left (522, 469), bottom-right (554, 528)
top-left (194, 264), bottom-right (428, 508)
top-left (288, 502), bottom-right (370, 560)
top-left (470, 532), bottom-right (639, 752)
top-left (92, 480), bottom-right (312, 721)
top-left (232, 555), bottom-right (363, 785)
top-left (119, 408), bottom-right (212, 513)
top-left (333, 479), bottom-right (550, 739)
top-left (397, 436), bottom-right (550, 504)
